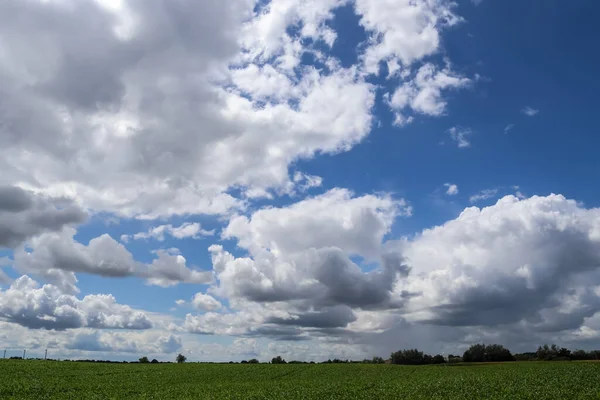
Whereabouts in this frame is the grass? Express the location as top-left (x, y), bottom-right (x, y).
top-left (1, 360), bottom-right (600, 399)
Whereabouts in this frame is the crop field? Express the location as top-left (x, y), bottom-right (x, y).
top-left (1, 360), bottom-right (600, 399)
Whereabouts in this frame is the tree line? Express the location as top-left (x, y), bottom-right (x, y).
top-left (7, 344), bottom-right (600, 365)
top-left (389, 343), bottom-right (600, 365)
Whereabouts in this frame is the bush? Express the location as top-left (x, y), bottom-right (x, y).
top-left (139, 357), bottom-right (149, 364)
top-left (176, 354), bottom-right (187, 364)
top-left (248, 359), bottom-right (259, 364)
top-left (151, 359), bottom-right (159, 364)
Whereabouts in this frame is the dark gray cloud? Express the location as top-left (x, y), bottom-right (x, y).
top-left (0, 186), bottom-right (87, 248)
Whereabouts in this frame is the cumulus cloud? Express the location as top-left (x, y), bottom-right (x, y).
top-left (386, 64), bottom-right (471, 125)
top-left (356, 0), bottom-right (462, 74)
top-left (522, 106), bottom-right (540, 116)
top-left (121, 223), bottom-right (214, 243)
top-left (0, 0), bottom-right (383, 218)
top-left (185, 190), bottom-right (412, 339)
top-left (393, 194), bottom-right (600, 332)
top-left (0, 276), bottom-right (152, 330)
top-left (13, 229), bottom-right (211, 291)
top-left (0, 186), bottom-right (87, 249)
top-left (223, 188), bottom-right (409, 259)
top-left (0, 0), bottom-right (473, 220)
top-left (191, 293), bottom-right (222, 311)
top-left (444, 183), bottom-right (459, 196)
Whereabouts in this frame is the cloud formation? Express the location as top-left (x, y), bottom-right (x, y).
top-left (121, 223), bottom-right (214, 243)
top-left (444, 183), bottom-right (459, 196)
top-left (0, 186), bottom-right (87, 249)
top-left (13, 229), bottom-right (211, 292)
top-left (0, 276), bottom-right (152, 330)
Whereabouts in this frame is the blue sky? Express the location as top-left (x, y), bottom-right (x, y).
top-left (2, 0), bottom-right (600, 362)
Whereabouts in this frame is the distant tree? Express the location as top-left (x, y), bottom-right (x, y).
top-left (536, 344), bottom-right (568, 361)
top-left (463, 344), bottom-right (514, 363)
top-left (372, 356), bottom-right (385, 364)
top-left (151, 359), bottom-right (159, 364)
top-left (139, 356), bottom-right (150, 364)
top-left (447, 354), bottom-right (462, 363)
top-left (463, 343), bottom-right (487, 362)
top-left (514, 352), bottom-right (537, 361)
top-left (485, 344), bottom-right (514, 362)
top-left (176, 353), bottom-right (187, 364)
top-left (391, 349), bottom-right (425, 365)
top-left (271, 356), bottom-right (286, 364)
top-left (241, 360), bottom-right (248, 364)
top-left (248, 359), bottom-right (259, 364)
top-left (432, 355), bottom-right (446, 364)
top-left (557, 347), bottom-right (571, 359)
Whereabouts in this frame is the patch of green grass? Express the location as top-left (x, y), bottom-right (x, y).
top-left (1, 360), bottom-right (600, 399)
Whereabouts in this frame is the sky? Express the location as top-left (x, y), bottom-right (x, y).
top-left (1, 0), bottom-right (600, 362)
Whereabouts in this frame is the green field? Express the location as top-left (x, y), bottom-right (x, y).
top-left (1, 360), bottom-right (600, 399)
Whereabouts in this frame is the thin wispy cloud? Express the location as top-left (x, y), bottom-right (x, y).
top-left (469, 188), bottom-right (498, 203)
top-left (504, 124), bottom-right (515, 134)
top-left (448, 127), bottom-right (472, 148)
top-left (522, 106), bottom-right (539, 117)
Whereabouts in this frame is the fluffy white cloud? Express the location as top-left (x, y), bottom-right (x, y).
top-left (393, 194), bottom-right (600, 332)
top-left (13, 229), bottom-right (211, 291)
top-left (386, 64), bottom-right (470, 125)
top-left (0, 0), bottom-right (472, 220)
top-left (191, 293), bottom-right (222, 312)
top-left (0, 275), bottom-right (152, 330)
top-left (355, 0), bottom-right (462, 74)
top-left (223, 188), bottom-right (409, 259)
top-left (444, 183), bottom-right (459, 196)
top-left (0, 0), bottom-right (384, 218)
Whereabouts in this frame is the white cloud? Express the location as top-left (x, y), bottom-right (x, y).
top-left (121, 222), bottom-right (214, 243)
top-left (469, 188), bottom-right (498, 203)
top-left (448, 126), bottom-right (472, 148)
top-left (522, 106), bottom-right (540, 116)
top-left (0, 275), bottom-right (153, 330)
top-left (223, 188), bottom-right (409, 259)
top-left (191, 293), bottom-right (222, 312)
top-left (444, 183), bottom-right (459, 196)
top-left (13, 229), bottom-right (211, 291)
top-left (504, 124), bottom-right (515, 134)
top-left (393, 194), bottom-right (600, 333)
top-left (355, 0), bottom-right (462, 74)
top-left (66, 331), bottom-right (182, 354)
top-left (0, 0), bottom-right (472, 221)
top-left (387, 64), bottom-right (470, 125)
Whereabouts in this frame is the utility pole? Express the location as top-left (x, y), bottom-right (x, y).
top-left (23, 349), bottom-right (26, 360)
top-left (45, 349), bottom-right (48, 360)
